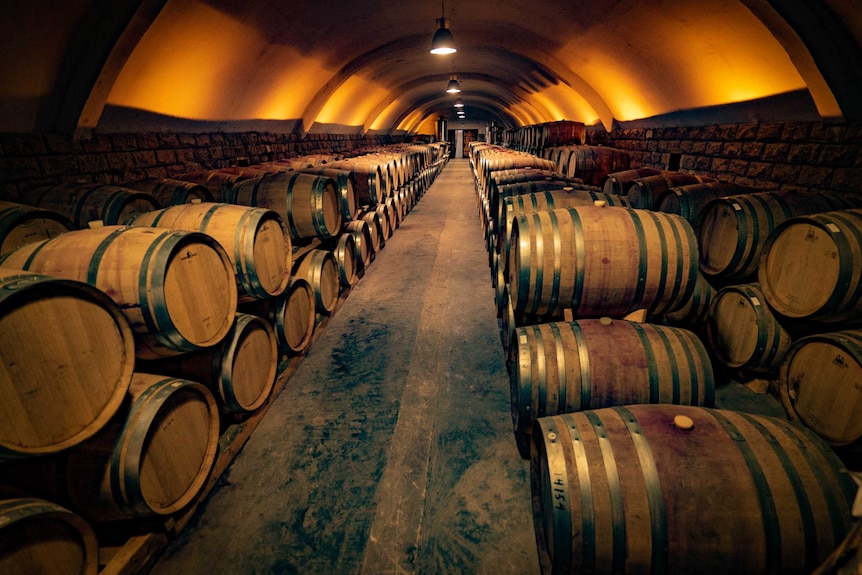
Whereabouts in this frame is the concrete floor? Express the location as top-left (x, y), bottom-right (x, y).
top-left (150, 159), bottom-right (788, 575)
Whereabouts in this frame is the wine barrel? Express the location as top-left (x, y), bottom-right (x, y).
top-left (706, 283), bottom-right (792, 374)
top-left (293, 248), bottom-right (339, 314)
top-left (0, 201), bottom-right (72, 256)
top-left (61, 373), bottom-right (220, 521)
top-left (532, 405), bottom-right (856, 575)
top-left (383, 196), bottom-right (399, 233)
top-left (508, 206), bottom-right (697, 318)
top-left (499, 189), bottom-right (633, 265)
top-left (627, 173), bottom-right (717, 210)
top-left (176, 168), bottom-right (265, 203)
top-left (664, 271), bottom-right (716, 328)
top-left (20, 183), bottom-right (160, 228)
top-left (345, 219), bottom-right (375, 270)
top-left (375, 202), bottom-right (394, 240)
top-left (121, 177), bottom-right (214, 206)
top-left (327, 159), bottom-right (386, 204)
top-left (780, 330), bottom-right (862, 446)
top-left (128, 202), bottom-right (291, 302)
top-left (0, 226), bottom-right (237, 359)
top-left (300, 167), bottom-right (360, 221)
top-left (240, 278), bottom-right (315, 355)
top-left (601, 168), bottom-right (663, 196)
top-left (494, 180), bottom-right (601, 228)
top-left (655, 181), bottom-right (757, 226)
top-left (759, 208), bottom-right (862, 324)
top-left (0, 269), bottom-right (135, 459)
top-left (138, 313), bottom-right (277, 414)
top-left (561, 146), bottom-right (630, 186)
top-left (356, 210), bottom-right (385, 255)
top-left (332, 232), bottom-right (360, 288)
top-left (0, 497), bottom-right (98, 575)
top-left (698, 191), bottom-right (859, 281)
top-left (508, 319), bottom-right (714, 457)
top-left (230, 172), bottom-right (342, 241)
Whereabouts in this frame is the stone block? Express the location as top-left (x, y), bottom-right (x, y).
top-left (797, 165), bottom-right (833, 187)
top-left (818, 144), bottom-right (858, 166)
top-left (756, 123), bottom-right (784, 141)
top-left (155, 149), bottom-right (177, 164)
top-left (787, 143), bottom-right (818, 164)
top-left (39, 155), bottom-right (78, 177)
top-left (111, 134), bottom-right (138, 151)
top-left (761, 143), bottom-right (789, 162)
top-left (736, 123), bottom-right (759, 140)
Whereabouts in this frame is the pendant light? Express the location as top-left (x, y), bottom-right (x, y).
top-left (453, 97), bottom-right (464, 108)
top-left (446, 60), bottom-right (461, 93)
top-left (430, 0), bottom-right (456, 55)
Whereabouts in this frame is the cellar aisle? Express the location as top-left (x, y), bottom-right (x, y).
top-left (151, 158), bottom-right (542, 575)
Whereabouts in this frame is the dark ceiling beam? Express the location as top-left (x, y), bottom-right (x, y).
top-left (740, 0), bottom-right (861, 119)
top-left (34, 0), bottom-right (168, 137)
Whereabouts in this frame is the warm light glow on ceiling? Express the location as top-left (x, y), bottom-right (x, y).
top-left (395, 108), bottom-right (429, 133)
top-left (315, 75), bottom-right (390, 126)
top-left (555, 0), bottom-right (806, 121)
top-left (372, 98), bottom-right (409, 131)
top-left (107, 3), bottom-right (263, 119)
top-left (529, 84), bottom-right (600, 126)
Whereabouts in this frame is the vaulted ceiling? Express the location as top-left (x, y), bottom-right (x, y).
top-left (2, 0), bottom-right (861, 137)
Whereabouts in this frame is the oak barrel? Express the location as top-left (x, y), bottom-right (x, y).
top-left (0, 497), bottom-right (98, 575)
top-left (128, 202), bottom-right (291, 302)
top-left (21, 183), bottom-right (160, 228)
top-left (509, 319), bottom-right (714, 457)
top-left (601, 168), bottom-right (663, 196)
top-left (508, 206), bottom-right (697, 318)
top-left (60, 373), bottom-right (219, 521)
top-left (356, 210), bottom-right (385, 255)
top-left (0, 269), bottom-right (135, 459)
top-left (231, 172), bottom-right (342, 241)
top-left (0, 226), bottom-right (237, 359)
top-left (344, 219), bottom-right (375, 270)
top-left (531, 405), bottom-right (856, 575)
top-left (241, 277), bottom-right (315, 354)
top-left (759, 208), bottom-right (862, 324)
top-left (0, 201), bottom-right (72, 256)
top-left (499, 189), bottom-right (633, 265)
top-left (293, 248), bottom-right (339, 314)
top-left (626, 173), bottom-right (717, 210)
top-left (121, 177), bottom-right (214, 206)
top-left (706, 283), bottom-right (792, 374)
top-left (655, 181), bottom-right (756, 226)
top-left (327, 159), bottom-right (386, 204)
top-left (138, 313), bottom-right (277, 414)
top-left (664, 270), bottom-right (715, 328)
top-left (332, 232), bottom-right (359, 288)
top-left (697, 191), bottom-right (859, 280)
top-left (300, 167), bottom-right (360, 221)
top-left (780, 330), bottom-right (862, 446)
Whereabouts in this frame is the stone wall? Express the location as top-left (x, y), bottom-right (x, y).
top-left (0, 131), bottom-right (408, 202)
top-left (588, 120), bottom-right (862, 197)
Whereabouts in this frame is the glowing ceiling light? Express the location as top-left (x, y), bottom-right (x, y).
top-left (430, 0), bottom-right (456, 55)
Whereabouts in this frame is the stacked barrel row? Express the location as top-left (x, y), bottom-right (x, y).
top-left (467, 142), bottom-right (857, 575)
top-left (501, 120), bottom-right (587, 155)
top-left (0, 142), bottom-right (448, 574)
top-left (591, 167), bottom-right (862, 450)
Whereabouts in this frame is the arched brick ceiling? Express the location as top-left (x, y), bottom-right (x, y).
top-left (1, 0), bottom-right (860, 135)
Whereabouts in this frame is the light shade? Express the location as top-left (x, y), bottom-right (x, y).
top-left (453, 97), bottom-right (464, 108)
top-left (446, 77), bottom-right (461, 93)
top-left (430, 18), bottom-right (456, 55)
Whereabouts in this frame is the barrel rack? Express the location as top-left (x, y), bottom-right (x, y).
top-left (95, 238), bottom-right (349, 574)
